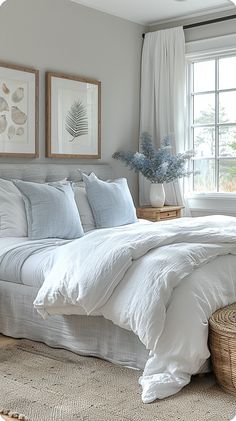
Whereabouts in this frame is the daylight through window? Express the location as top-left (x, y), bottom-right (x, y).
top-left (188, 55), bottom-right (236, 193)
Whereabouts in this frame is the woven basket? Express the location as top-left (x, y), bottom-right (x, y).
top-left (209, 303), bottom-right (236, 395)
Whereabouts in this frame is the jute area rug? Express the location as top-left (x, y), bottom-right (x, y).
top-left (0, 340), bottom-right (236, 421)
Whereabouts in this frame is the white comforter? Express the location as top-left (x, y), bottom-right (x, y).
top-left (34, 215), bottom-right (236, 403)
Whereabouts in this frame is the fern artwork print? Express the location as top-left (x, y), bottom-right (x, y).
top-left (46, 72), bottom-right (101, 158)
top-left (65, 100), bottom-right (88, 142)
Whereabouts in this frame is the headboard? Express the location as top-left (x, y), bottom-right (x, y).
top-left (0, 163), bottom-right (112, 183)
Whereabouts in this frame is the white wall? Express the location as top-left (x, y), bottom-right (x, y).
top-left (0, 0), bottom-right (145, 203)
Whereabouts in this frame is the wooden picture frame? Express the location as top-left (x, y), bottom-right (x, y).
top-left (46, 71), bottom-right (101, 159)
top-left (0, 62), bottom-right (39, 157)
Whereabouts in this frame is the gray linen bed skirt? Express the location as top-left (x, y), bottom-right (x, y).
top-left (0, 280), bottom-right (149, 369)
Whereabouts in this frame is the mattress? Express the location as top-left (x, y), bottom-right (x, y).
top-left (0, 237), bottom-right (70, 289)
top-left (21, 242), bottom-right (58, 288)
top-left (0, 237), bottom-right (60, 287)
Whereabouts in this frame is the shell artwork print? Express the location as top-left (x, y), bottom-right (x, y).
top-left (16, 127), bottom-right (24, 136)
top-left (0, 61), bottom-right (38, 157)
top-left (7, 125), bottom-right (15, 139)
top-left (0, 115), bottom-right (7, 134)
top-left (2, 82), bottom-right (9, 95)
top-left (0, 77), bottom-right (28, 147)
top-left (11, 106), bottom-right (27, 125)
top-left (12, 87), bottom-right (24, 103)
top-left (0, 96), bottom-right (9, 112)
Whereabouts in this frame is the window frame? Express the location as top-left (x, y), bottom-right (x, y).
top-left (186, 49), bottom-right (236, 198)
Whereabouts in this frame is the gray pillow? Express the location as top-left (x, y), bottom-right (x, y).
top-left (83, 173), bottom-right (137, 228)
top-left (13, 180), bottom-right (84, 240)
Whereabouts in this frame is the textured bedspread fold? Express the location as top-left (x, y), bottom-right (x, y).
top-left (32, 215), bottom-right (236, 402)
top-left (0, 239), bottom-right (68, 284)
top-left (34, 216), bottom-right (236, 316)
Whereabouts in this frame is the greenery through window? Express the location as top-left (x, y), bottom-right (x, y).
top-left (189, 55), bottom-right (236, 193)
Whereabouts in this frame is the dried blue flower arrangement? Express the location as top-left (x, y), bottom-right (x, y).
top-left (113, 132), bottom-right (195, 184)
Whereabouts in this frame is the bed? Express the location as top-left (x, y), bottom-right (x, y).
top-left (0, 165), bottom-right (149, 365)
top-left (0, 163), bottom-right (236, 404)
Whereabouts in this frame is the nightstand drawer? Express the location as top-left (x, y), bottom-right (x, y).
top-left (160, 210), bottom-right (177, 219)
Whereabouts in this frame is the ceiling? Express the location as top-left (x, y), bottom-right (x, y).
top-left (70, 0), bottom-right (236, 25)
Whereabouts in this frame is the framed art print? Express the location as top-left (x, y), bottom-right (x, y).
top-left (46, 71), bottom-right (101, 158)
top-left (0, 62), bottom-right (39, 157)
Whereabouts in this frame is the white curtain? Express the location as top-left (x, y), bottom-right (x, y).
top-left (139, 27), bottom-right (186, 206)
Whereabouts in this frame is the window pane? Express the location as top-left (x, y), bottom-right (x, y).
top-left (194, 127), bottom-right (215, 158)
top-left (219, 56), bottom-right (236, 90)
top-left (193, 94), bottom-right (215, 124)
top-left (219, 91), bottom-right (236, 123)
top-left (193, 60), bottom-right (215, 92)
top-left (219, 159), bottom-right (236, 192)
top-left (219, 126), bottom-right (236, 157)
top-left (193, 159), bottom-right (215, 192)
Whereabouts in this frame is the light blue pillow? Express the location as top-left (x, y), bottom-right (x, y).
top-left (83, 173), bottom-right (137, 228)
top-left (13, 180), bottom-right (84, 240)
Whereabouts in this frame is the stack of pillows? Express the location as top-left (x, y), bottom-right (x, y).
top-left (0, 173), bottom-right (137, 240)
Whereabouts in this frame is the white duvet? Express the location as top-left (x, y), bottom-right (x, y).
top-left (34, 215), bottom-right (236, 403)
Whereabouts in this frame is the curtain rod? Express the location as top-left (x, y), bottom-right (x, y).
top-left (183, 13), bottom-right (236, 29)
top-left (142, 13), bottom-right (236, 38)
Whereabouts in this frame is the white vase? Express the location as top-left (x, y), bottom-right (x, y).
top-left (149, 183), bottom-right (165, 207)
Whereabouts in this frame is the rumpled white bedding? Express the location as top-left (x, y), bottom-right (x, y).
top-left (0, 237), bottom-right (69, 285)
top-left (33, 215), bottom-right (236, 403)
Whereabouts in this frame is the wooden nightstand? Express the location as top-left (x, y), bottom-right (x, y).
top-left (136, 205), bottom-right (184, 222)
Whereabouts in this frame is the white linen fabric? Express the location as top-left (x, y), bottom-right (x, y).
top-left (0, 237), bottom-right (69, 285)
top-left (140, 27), bottom-right (186, 207)
top-left (0, 179), bottom-right (27, 237)
top-left (138, 252), bottom-right (236, 402)
top-left (72, 185), bottom-right (96, 232)
top-left (34, 215), bottom-right (236, 402)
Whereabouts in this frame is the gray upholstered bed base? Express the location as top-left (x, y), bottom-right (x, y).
top-left (0, 280), bottom-right (148, 369)
top-left (0, 163), bottom-right (112, 183)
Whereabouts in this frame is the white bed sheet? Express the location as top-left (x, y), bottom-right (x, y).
top-left (0, 236), bottom-right (89, 318)
top-left (0, 235), bottom-right (79, 289)
top-left (0, 237), bottom-right (27, 249)
top-left (21, 245), bottom-right (57, 288)
top-left (0, 236), bottom-right (50, 287)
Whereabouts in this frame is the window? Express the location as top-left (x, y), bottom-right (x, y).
top-left (188, 54), bottom-right (236, 194)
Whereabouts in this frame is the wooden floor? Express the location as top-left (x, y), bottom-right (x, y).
top-left (0, 335), bottom-right (22, 421)
top-left (0, 334), bottom-right (18, 346)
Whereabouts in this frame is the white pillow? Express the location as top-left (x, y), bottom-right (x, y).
top-left (0, 178), bottom-right (27, 237)
top-left (72, 185), bottom-right (96, 232)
